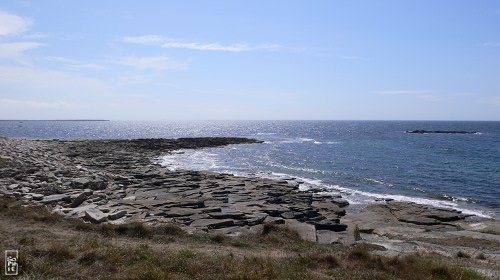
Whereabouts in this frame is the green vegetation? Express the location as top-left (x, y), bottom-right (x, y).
top-left (0, 197), bottom-right (490, 280)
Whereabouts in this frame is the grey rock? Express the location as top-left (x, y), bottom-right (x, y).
top-left (7, 184), bottom-right (19, 190)
top-left (264, 216), bottom-right (286, 224)
top-left (285, 219), bottom-right (316, 242)
top-left (190, 218), bottom-right (235, 229)
top-left (313, 220), bottom-right (347, 232)
top-left (281, 211), bottom-right (303, 219)
top-left (397, 216), bottom-right (441, 226)
top-left (31, 193), bottom-right (44, 201)
top-left (316, 230), bottom-right (340, 244)
top-left (312, 202), bottom-right (346, 216)
top-left (72, 178), bottom-right (90, 188)
top-left (331, 198), bottom-right (349, 207)
top-left (108, 210), bottom-right (127, 220)
top-left (84, 208), bottom-right (108, 223)
top-left (70, 192), bottom-right (87, 207)
top-left (20, 187), bottom-right (31, 193)
top-left (42, 194), bottom-right (70, 204)
top-left (208, 212), bottom-right (245, 219)
top-left (163, 207), bottom-right (200, 217)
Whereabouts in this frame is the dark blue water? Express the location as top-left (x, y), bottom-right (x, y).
top-left (1, 120), bottom-right (499, 218)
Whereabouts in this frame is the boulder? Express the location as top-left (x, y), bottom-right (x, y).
top-left (7, 184), bottom-right (19, 190)
top-left (313, 220), bottom-right (347, 232)
top-left (31, 193), bottom-right (44, 201)
top-left (331, 198), bottom-right (349, 207)
top-left (70, 192), bottom-right (88, 207)
top-left (84, 208), bottom-right (108, 223)
top-left (108, 210), bottom-right (127, 220)
top-left (285, 219), bottom-right (316, 242)
top-left (71, 178), bottom-right (90, 189)
top-left (42, 194), bottom-right (70, 204)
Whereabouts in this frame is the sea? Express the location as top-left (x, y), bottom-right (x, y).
top-left (1, 120), bottom-right (499, 219)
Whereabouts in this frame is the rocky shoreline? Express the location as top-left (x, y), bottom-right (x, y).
top-left (1, 136), bottom-right (499, 267)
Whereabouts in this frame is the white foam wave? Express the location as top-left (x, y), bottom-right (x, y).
top-left (259, 173), bottom-right (493, 218)
top-left (257, 132), bottom-right (276, 135)
top-left (366, 178), bottom-right (394, 187)
top-left (280, 138), bottom-right (316, 144)
top-left (159, 148), bottom-right (493, 219)
top-left (312, 141), bottom-right (341, 145)
top-left (329, 185), bottom-right (491, 218)
top-left (268, 161), bottom-right (326, 174)
top-left (160, 149), bottom-right (221, 171)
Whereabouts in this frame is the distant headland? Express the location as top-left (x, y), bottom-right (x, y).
top-left (0, 120), bottom-right (110, 121)
top-left (405, 130), bottom-right (478, 134)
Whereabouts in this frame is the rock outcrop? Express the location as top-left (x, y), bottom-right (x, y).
top-left (0, 137), bottom-right (349, 242)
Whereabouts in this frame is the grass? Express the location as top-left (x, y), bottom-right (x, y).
top-left (456, 251), bottom-right (471, 258)
top-left (412, 236), bottom-right (500, 251)
top-left (0, 197), bottom-right (493, 280)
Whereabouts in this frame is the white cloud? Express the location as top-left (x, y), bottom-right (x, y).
top-left (162, 41), bottom-right (251, 52)
top-left (483, 42), bottom-right (500, 47)
top-left (477, 96), bottom-right (500, 106)
top-left (114, 55), bottom-right (187, 71)
top-left (123, 35), bottom-right (166, 44)
top-left (339, 55), bottom-right (363, 60)
top-left (380, 90), bottom-right (441, 101)
top-left (23, 32), bottom-right (49, 39)
top-left (0, 98), bottom-right (72, 109)
top-left (0, 65), bottom-right (109, 92)
top-left (41, 56), bottom-right (106, 70)
top-left (379, 90), bottom-right (434, 95)
top-left (0, 11), bottom-right (32, 36)
top-left (123, 35), bottom-right (280, 52)
top-left (0, 42), bottom-right (45, 59)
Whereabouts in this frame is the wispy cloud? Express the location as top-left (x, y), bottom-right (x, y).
top-left (123, 35), bottom-right (280, 52)
top-left (41, 56), bottom-right (106, 70)
top-left (483, 42), bottom-right (500, 47)
top-left (339, 55), bottom-right (363, 60)
top-left (477, 96), bottom-right (500, 106)
top-left (113, 55), bottom-right (187, 71)
top-left (123, 35), bottom-right (166, 44)
top-left (0, 42), bottom-right (45, 60)
top-left (0, 10), bottom-right (32, 36)
top-left (379, 90), bottom-right (434, 95)
top-left (23, 32), bottom-right (50, 39)
top-left (0, 98), bottom-right (72, 109)
top-left (380, 90), bottom-right (441, 101)
top-left (162, 42), bottom-right (252, 52)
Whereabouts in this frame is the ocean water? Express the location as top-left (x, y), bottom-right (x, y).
top-left (1, 120), bottom-right (499, 218)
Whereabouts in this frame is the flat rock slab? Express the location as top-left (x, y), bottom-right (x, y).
top-left (285, 219), bottom-right (316, 242)
top-left (108, 210), bottom-right (127, 220)
top-left (313, 220), bottom-right (347, 232)
top-left (163, 207), bottom-right (200, 217)
top-left (42, 194), bottom-right (70, 204)
top-left (85, 208), bottom-right (108, 223)
top-left (208, 212), bottom-right (246, 219)
top-left (190, 218), bottom-right (235, 229)
top-left (70, 192), bottom-right (87, 207)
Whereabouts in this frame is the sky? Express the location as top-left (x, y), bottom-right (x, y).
top-left (0, 0), bottom-right (499, 120)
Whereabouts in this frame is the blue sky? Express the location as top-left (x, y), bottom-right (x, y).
top-left (0, 0), bottom-right (499, 120)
